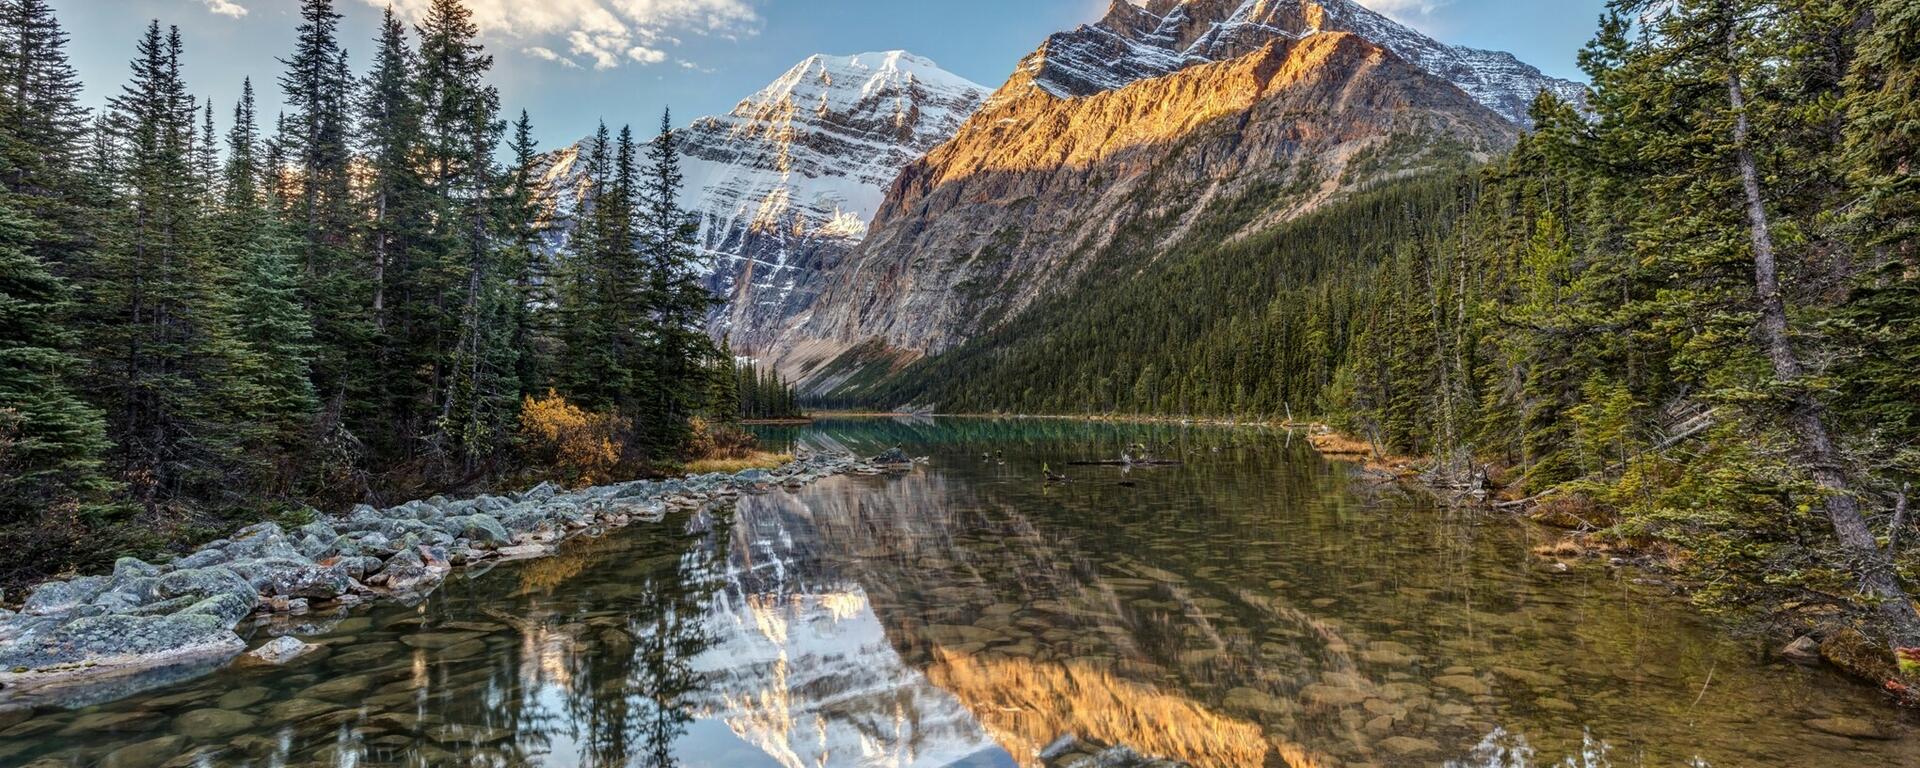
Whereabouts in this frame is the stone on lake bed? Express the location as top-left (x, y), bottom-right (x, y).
top-left (1805, 716), bottom-right (1899, 740)
top-left (1301, 683), bottom-right (1369, 707)
top-left (400, 631), bottom-right (485, 649)
top-left (245, 636), bottom-right (320, 665)
top-left (297, 673), bottom-right (373, 701)
top-left (102, 734), bottom-right (189, 768)
top-left (1378, 736), bottom-right (1440, 756)
top-left (265, 697), bottom-right (338, 723)
top-left (173, 708), bottom-right (257, 740)
top-left (217, 686), bottom-right (272, 709)
top-left (1433, 674), bottom-right (1491, 695)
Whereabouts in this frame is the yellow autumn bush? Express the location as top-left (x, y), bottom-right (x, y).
top-left (519, 390), bottom-right (621, 485)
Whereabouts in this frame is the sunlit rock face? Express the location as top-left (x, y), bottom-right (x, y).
top-left (531, 52), bottom-right (988, 353)
top-left (776, 24), bottom-right (1520, 382)
top-left (1023, 0), bottom-right (1584, 126)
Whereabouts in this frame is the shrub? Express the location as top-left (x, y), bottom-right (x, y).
top-left (686, 417), bottom-right (756, 462)
top-left (519, 391), bottom-right (622, 486)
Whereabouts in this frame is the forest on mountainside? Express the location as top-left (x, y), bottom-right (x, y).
top-left (0, 0), bottom-right (798, 589)
top-left (870, 0), bottom-right (1920, 666)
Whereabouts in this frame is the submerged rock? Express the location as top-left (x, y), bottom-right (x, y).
top-left (245, 636), bottom-right (320, 665)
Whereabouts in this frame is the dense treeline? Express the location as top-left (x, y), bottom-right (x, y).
top-left (0, 0), bottom-right (726, 586)
top-left (879, 0), bottom-right (1920, 663)
top-left (724, 360), bottom-right (804, 421)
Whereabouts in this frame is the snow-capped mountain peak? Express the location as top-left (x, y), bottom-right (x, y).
top-left (530, 52), bottom-right (989, 351)
top-left (1023, 0), bottom-right (1583, 125)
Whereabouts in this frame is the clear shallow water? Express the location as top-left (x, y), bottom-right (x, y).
top-left (2, 417), bottom-right (1916, 767)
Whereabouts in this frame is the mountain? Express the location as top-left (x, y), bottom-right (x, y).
top-left (774, 1), bottom-right (1531, 388)
top-left (531, 52), bottom-right (988, 350)
top-left (1020, 0), bottom-right (1584, 126)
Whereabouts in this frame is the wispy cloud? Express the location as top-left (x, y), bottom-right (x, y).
top-left (1354, 0), bottom-right (1452, 21)
top-left (368, 0), bottom-right (758, 70)
top-left (524, 46), bottom-right (581, 69)
top-left (201, 0), bottom-right (248, 18)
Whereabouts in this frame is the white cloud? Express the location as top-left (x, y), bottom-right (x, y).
top-left (1354, 0), bottom-right (1451, 21)
top-left (201, 0), bottom-right (248, 17)
top-left (524, 46), bottom-right (581, 69)
top-left (369, 0), bottom-right (757, 69)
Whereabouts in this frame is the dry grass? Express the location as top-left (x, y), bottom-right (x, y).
top-left (1306, 430), bottom-right (1374, 456)
top-left (683, 452), bottom-right (793, 475)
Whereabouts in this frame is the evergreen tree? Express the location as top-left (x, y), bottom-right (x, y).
top-left (278, 0), bottom-right (363, 420)
top-left (635, 110), bottom-right (716, 455)
top-left (414, 0), bottom-right (513, 468)
top-left (502, 110), bottom-right (556, 397)
top-left (213, 79), bottom-right (317, 483)
top-left (356, 6), bottom-right (431, 465)
top-left (92, 23), bottom-right (235, 512)
top-left (0, 194), bottom-right (110, 526)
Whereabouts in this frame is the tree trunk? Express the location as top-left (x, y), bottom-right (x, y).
top-left (1726, 18), bottom-right (1920, 654)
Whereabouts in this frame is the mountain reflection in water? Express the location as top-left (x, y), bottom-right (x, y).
top-left (0, 418), bottom-right (1915, 767)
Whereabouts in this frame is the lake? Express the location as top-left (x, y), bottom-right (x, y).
top-left (1, 417), bottom-right (1914, 767)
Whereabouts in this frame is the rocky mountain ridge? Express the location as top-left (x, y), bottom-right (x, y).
top-left (1019, 0), bottom-right (1584, 126)
top-left (774, 25), bottom-right (1521, 386)
top-left (532, 52), bottom-right (987, 351)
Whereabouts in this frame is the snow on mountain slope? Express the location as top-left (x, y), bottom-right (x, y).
top-left (533, 52), bottom-right (988, 351)
top-left (1021, 0), bottom-right (1584, 125)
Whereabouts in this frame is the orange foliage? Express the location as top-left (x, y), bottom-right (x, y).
top-left (686, 416), bottom-right (757, 461)
top-left (518, 390), bottom-right (621, 485)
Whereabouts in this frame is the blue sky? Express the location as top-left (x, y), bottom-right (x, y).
top-left (52, 1), bottom-right (1609, 150)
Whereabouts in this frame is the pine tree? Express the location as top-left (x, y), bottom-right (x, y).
top-left (0, 0), bottom-right (111, 532)
top-left (502, 110), bottom-right (556, 397)
top-left (415, 0), bottom-right (513, 468)
top-left (92, 23), bottom-right (234, 512)
top-left (0, 193), bottom-right (110, 526)
top-left (635, 110), bottom-right (716, 456)
top-left (214, 79), bottom-right (317, 480)
top-left (278, 0), bottom-right (364, 421)
top-left (355, 6), bottom-right (434, 465)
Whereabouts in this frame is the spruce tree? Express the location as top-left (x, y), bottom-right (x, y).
top-left (92, 23), bottom-right (234, 511)
top-left (278, 0), bottom-right (363, 422)
top-left (414, 0), bottom-right (513, 468)
top-left (215, 79), bottom-right (317, 476)
top-left (357, 6), bottom-right (431, 462)
top-left (0, 193), bottom-right (110, 526)
top-left (636, 110), bottom-right (716, 456)
top-left (502, 110), bottom-right (556, 398)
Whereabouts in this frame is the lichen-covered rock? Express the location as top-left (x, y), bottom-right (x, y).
top-left (22, 575), bottom-right (109, 616)
top-left (378, 546), bottom-right (450, 594)
top-left (0, 613), bottom-right (243, 672)
top-left (443, 514), bottom-right (511, 548)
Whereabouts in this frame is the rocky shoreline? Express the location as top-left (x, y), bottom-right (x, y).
top-left (0, 449), bottom-right (918, 704)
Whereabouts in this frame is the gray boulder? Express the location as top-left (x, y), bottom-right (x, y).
top-left (22, 575), bottom-right (109, 616)
top-left (442, 514), bottom-right (511, 548)
top-left (520, 481), bottom-right (559, 503)
top-left (240, 560), bottom-right (351, 600)
top-left (378, 546), bottom-right (450, 594)
top-left (0, 613), bottom-right (243, 672)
